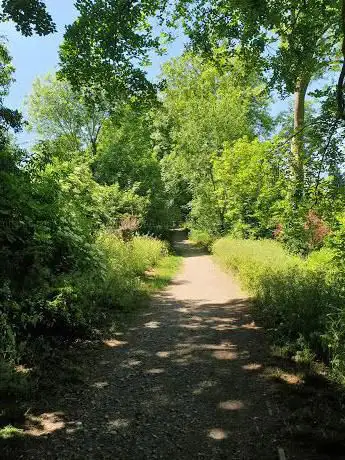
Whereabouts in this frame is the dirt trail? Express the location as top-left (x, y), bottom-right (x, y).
top-left (4, 238), bottom-right (306, 459)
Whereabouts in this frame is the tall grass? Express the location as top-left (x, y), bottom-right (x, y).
top-left (213, 237), bottom-right (345, 381)
top-left (94, 232), bottom-right (169, 307)
top-left (0, 233), bottom-right (180, 429)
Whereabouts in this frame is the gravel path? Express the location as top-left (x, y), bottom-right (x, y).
top-left (5, 238), bottom-right (293, 459)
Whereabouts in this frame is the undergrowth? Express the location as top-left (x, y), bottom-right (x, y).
top-left (0, 233), bottom-right (178, 397)
top-left (213, 237), bottom-right (345, 382)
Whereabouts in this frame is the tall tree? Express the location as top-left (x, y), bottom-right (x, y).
top-left (157, 53), bottom-right (271, 232)
top-left (94, 104), bottom-right (174, 232)
top-left (27, 74), bottom-right (106, 155)
top-left (0, 42), bottom-right (21, 142)
top-left (175, 0), bottom-right (341, 202)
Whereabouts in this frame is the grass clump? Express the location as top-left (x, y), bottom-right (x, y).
top-left (143, 255), bottom-right (182, 293)
top-left (213, 237), bottom-right (345, 381)
top-left (0, 425), bottom-right (24, 440)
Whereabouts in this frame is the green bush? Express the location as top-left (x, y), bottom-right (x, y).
top-left (189, 229), bottom-right (215, 250)
top-left (213, 237), bottom-right (345, 381)
top-left (0, 232), bottom-right (169, 363)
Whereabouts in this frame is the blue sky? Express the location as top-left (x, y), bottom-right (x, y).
top-left (3, 1), bottom-right (78, 111)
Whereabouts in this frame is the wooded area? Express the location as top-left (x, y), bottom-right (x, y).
top-left (2, 0), bottom-right (345, 453)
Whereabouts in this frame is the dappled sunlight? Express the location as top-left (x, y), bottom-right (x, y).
top-left (14, 364), bottom-right (32, 375)
top-left (173, 357), bottom-right (194, 365)
top-left (26, 412), bottom-right (65, 436)
top-left (190, 315), bottom-right (204, 321)
top-left (193, 380), bottom-right (218, 395)
top-left (103, 339), bottom-right (128, 348)
top-left (242, 321), bottom-right (261, 330)
top-left (211, 323), bottom-right (239, 331)
top-left (121, 359), bottom-right (142, 368)
top-left (218, 400), bottom-right (244, 410)
top-left (278, 372), bottom-right (302, 385)
top-left (156, 351), bottom-right (171, 358)
top-left (146, 368), bottom-right (165, 375)
top-left (92, 381), bottom-right (109, 389)
top-left (213, 350), bottom-right (238, 360)
top-left (108, 418), bottom-right (131, 431)
top-left (175, 341), bottom-right (236, 353)
top-left (242, 363), bottom-right (262, 371)
top-left (207, 316), bottom-right (237, 323)
top-left (4, 239), bottom-right (287, 459)
top-left (162, 340), bottom-right (246, 364)
top-left (144, 320), bottom-right (161, 329)
top-left (142, 312), bottom-right (154, 317)
top-left (265, 369), bottom-right (303, 385)
top-left (208, 428), bottom-right (228, 440)
top-left (65, 421), bottom-right (84, 435)
top-left (179, 322), bottom-right (207, 330)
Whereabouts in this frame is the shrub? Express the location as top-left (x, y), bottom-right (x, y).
top-left (213, 237), bottom-right (345, 380)
top-left (275, 209), bottom-right (330, 255)
top-left (0, 232), bottom-right (169, 363)
top-left (304, 210), bottom-right (330, 249)
top-left (118, 215), bottom-right (140, 241)
top-left (189, 229), bottom-right (215, 250)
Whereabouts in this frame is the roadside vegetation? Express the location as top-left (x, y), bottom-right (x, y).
top-left (1, 234), bottom-right (181, 436)
top-left (213, 238), bottom-right (345, 382)
top-left (2, 0), bottom-right (345, 451)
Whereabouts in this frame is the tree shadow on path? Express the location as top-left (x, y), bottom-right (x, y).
top-left (2, 239), bottom-right (344, 459)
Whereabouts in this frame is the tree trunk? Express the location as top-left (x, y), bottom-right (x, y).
top-left (290, 76), bottom-right (310, 203)
top-left (91, 138), bottom-right (98, 156)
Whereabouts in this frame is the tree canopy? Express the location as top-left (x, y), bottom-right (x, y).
top-left (59, 0), bottom-right (163, 104)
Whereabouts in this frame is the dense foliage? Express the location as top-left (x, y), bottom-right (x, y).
top-left (0, 117), bottom-right (171, 362)
top-left (2, 0), bottom-right (345, 392)
top-left (0, 3), bottom-right (176, 368)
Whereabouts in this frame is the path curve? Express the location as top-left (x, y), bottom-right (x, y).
top-left (6, 238), bottom-right (291, 459)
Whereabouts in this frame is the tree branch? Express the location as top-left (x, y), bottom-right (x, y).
top-left (337, 0), bottom-right (345, 119)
